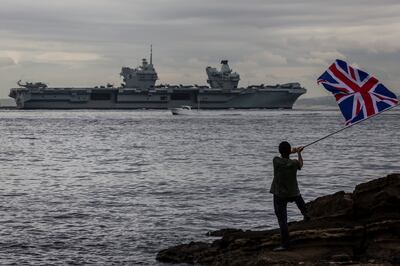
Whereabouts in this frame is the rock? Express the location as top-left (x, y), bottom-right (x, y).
top-left (306, 191), bottom-right (353, 219)
top-left (352, 173), bottom-right (400, 219)
top-left (156, 174), bottom-right (400, 265)
top-left (206, 228), bottom-right (243, 237)
top-left (156, 242), bottom-right (210, 263)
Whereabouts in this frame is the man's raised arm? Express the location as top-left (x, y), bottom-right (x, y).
top-left (292, 147), bottom-right (304, 169)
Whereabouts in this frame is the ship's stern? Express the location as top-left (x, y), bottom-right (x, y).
top-left (9, 88), bottom-right (26, 109)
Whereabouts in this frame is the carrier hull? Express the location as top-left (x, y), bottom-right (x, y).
top-left (9, 86), bottom-right (306, 109)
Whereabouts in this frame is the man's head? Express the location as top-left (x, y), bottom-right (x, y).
top-left (279, 141), bottom-right (291, 158)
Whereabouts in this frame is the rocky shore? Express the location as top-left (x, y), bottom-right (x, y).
top-left (157, 174), bottom-right (400, 265)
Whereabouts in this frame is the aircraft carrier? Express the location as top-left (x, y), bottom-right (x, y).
top-left (9, 50), bottom-right (306, 109)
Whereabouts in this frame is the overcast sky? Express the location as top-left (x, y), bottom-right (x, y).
top-left (1, 0), bottom-right (400, 98)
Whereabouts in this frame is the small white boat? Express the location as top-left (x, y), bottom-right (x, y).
top-left (170, 105), bottom-right (194, 115)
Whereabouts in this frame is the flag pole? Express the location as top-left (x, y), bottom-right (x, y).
top-left (303, 104), bottom-right (399, 149)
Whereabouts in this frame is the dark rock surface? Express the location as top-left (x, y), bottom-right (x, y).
top-left (157, 174), bottom-right (400, 265)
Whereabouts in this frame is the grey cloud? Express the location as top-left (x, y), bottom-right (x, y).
top-left (1, 0), bottom-right (400, 98)
top-left (0, 57), bottom-right (15, 68)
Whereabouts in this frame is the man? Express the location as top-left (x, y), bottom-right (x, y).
top-left (270, 141), bottom-right (309, 251)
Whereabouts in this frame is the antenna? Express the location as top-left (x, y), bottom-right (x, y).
top-left (150, 44), bottom-right (153, 65)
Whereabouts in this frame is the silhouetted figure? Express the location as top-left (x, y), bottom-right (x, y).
top-left (270, 141), bottom-right (309, 251)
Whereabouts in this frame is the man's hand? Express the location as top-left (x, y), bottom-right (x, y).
top-left (291, 146), bottom-right (304, 154)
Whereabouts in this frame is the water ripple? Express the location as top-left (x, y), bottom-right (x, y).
top-left (0, 109), bottom-right (399, 264)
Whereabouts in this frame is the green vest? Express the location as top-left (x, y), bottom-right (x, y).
top-left (270, 156), bottom-right (301, 197)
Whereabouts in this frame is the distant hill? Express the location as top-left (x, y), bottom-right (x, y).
top-left (294, 96), bottom-right (337, 108)
top-left (295, 94), bottom-right (399, 109)
top-left (0, 98), bottom-right (16, 107)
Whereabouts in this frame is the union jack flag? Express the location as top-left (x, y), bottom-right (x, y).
top-left (318, 59), bottom-right (398, 125)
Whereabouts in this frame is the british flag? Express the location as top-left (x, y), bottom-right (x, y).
top-left (318, 59), bottom-right (399, 125)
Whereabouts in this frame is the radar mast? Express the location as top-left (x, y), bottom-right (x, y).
top-left (150, 44), bottom-right (153, 66)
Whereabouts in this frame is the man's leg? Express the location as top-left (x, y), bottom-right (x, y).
top-left (294, 195), bottom-right (310, 220)
top-left (273, 195), bottom-right (289, 248)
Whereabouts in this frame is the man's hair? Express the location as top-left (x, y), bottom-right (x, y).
top-left (279, 141), bottom-right (291, 157)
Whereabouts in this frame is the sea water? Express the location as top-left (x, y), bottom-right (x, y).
top-left (0, 109), bottom-right (399, 265)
